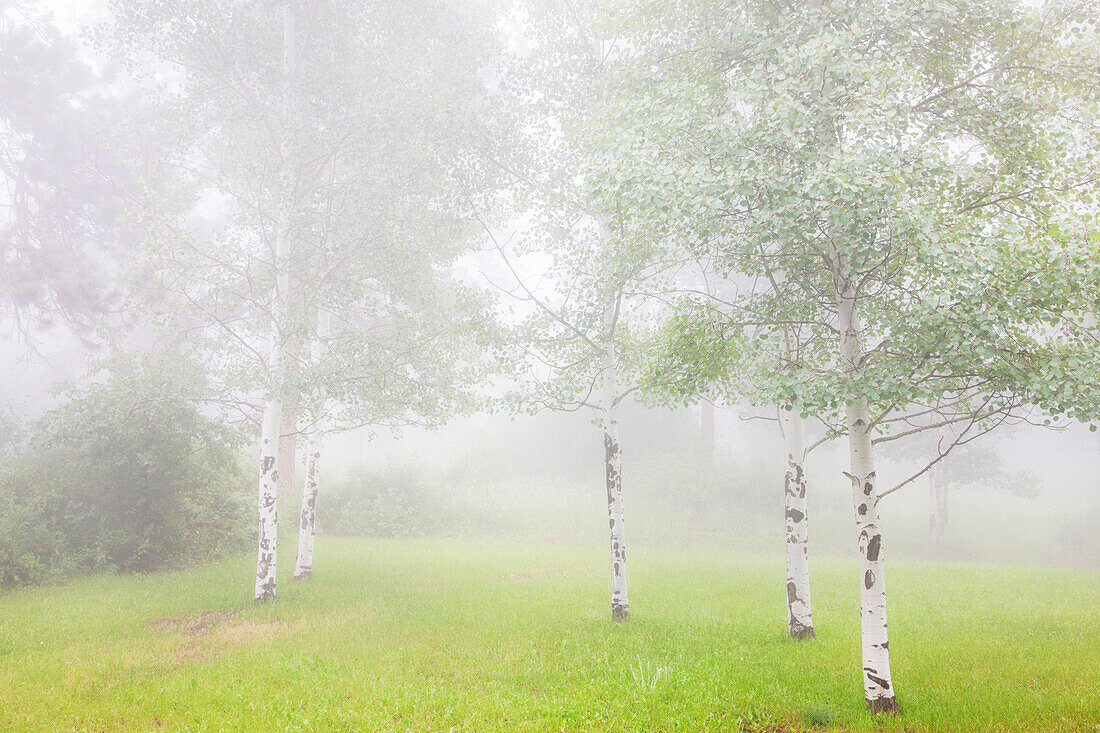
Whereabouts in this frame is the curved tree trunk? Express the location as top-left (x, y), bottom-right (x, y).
top-left (254, 398), bottom-right (282, 601)
top-left (838, 283), bottom-right (897, 713)
top-left (293, 430), bottom-right (322, 581)
top-left (779, 406), bottom-right (813, 639)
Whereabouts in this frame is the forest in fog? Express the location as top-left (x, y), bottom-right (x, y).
top-left (1, 0), bottom-right (1099, 730)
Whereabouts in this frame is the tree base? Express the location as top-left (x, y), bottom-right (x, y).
top-left (866, 696), bottom-right (899, 714)
top-left (788, 623), bottom-right (815, 640)
top-left (253, 591), bottom-right (276, 603)
top-left (293, 570), bottom-right (312, 582)
top-left (611, 604), bottom-right (630, 622)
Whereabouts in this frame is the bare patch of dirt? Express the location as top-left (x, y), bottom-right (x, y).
top-left (150, 610), bottom-right (307, 665)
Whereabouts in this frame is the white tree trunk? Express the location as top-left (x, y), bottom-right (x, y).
top-left (254, 399), bottom-right (282, 601)
top-left (837, 283), bottom-right (898, 713)
top-left (252, 0), bottom-right (296, 602)
top-left (600, 289), bottom-right (628, 621)
top-left (603, 397), bottom-right (628, 621)
top-left (293, 430), bottom-right (322, 581)
top-left (779, 406), bottom-right (813, 639)
top-left (930, 466), bottom-right (948, 540)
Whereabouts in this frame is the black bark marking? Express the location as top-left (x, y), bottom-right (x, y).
top-left (303, 487), bottom-right (317, 527)
top-left (785, 462), bottom-right (807, 498)
top-left (256, 551), bottom-right (274, 581)
top-left (786, 508), bottom-right (805, 524)
top-left (786, 581), bottom-right (797, 604)
top-left (603, 432), bottom-right (620, 499)
top-left (858, 503), bottom-right (867, 515)
top-left (261, 455), bottom-right (276, 474)
top-left (255, 573), bottom-right (276, 601)
top-left (864, 669), bottom-right (891, 691)
top-left (864, 481), bottom-right (873, 496)
top-left (864, 569), bottom-right (875, 589)
top-left (866, 534), bottom-right (881, 562)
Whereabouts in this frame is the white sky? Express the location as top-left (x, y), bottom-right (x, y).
top-left (39, 0), bottom-right (105, 35)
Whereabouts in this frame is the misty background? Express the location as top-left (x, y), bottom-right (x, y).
top-left (5, 328), bottom-right (1097, 569)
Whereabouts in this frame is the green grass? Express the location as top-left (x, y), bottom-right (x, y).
top-left (0, 537), bottom-right (1097, 732)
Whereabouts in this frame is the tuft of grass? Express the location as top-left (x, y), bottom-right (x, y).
top-left (629, 655), bottom-right (670, 693)
top-left (0, 537), bottom-right (1097, 731)
top-left (803, 705), bottom-right (837, 727)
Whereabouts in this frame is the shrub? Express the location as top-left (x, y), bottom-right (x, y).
top-left (323, 461), bottom-right (440, 537)
top-left (0, 359), bottom-right (249, 589)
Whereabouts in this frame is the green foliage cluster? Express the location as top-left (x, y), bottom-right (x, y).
top-left (0, 361), bottom-right (249, 589)
top-left (605, 0), bottom-right (1100, 428)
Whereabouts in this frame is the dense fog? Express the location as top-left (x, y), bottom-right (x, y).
top-left (2, 0), bottom-right (1099, 726)
top-left (6, 329), bottom-right (1099, 569)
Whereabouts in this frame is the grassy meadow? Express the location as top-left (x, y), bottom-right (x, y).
top-left (1, 536), bottom-right (1097, 732)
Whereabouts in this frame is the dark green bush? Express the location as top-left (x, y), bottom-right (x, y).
top-left (0, 360), bottom-right (249, 589)
top-left (323, 462), bottom-right (439, 537)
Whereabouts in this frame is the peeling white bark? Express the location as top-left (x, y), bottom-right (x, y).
top-left (779, 407), bottom-right (813, 639)
top-left (838, 283), bottom-right (897, 713)
top-left (254, 398), bottom-right (282, 601)
top-left (293, 430), bottom-right (322, 581)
